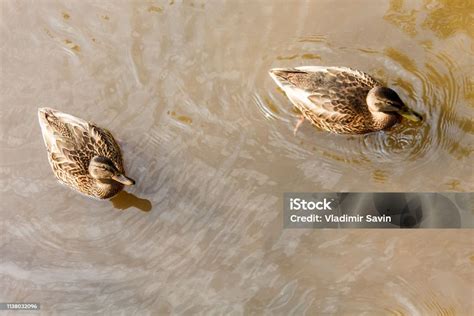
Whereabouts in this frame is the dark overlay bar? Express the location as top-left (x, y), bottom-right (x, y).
top-left (0, 303), bottom-right (40, 310)
top-left (283, 193), bottom-right (473, 228)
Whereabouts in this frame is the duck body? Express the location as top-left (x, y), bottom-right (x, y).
top-left (269, 66), bottom-right (418, 134)
top-left (38, 108), bottom-right (135, 199)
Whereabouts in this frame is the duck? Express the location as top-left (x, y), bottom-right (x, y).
top-left (269, 66), bottom-right (422, 134)
top-left (38, 108), bottom-right (135, 199)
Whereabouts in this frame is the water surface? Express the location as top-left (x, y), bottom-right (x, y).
top-left (1, 0), bottom-right (473, 314)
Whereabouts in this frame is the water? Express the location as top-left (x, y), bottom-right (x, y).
top-left (1, 0), bottom-right (473, 314)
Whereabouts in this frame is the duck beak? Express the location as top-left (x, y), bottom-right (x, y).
top-left (112, 174), bottom-right (135, 185)
top-left (398, 105), bottom-right (423, 122)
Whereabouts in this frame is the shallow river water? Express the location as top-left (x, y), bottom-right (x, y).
top-left (1, 0), bottom-right (473, 314)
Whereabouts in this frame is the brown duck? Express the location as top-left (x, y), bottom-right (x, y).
top-left (38, 108), bottom-right (135, 199)
top-left (269, 66), bottom-right (422, 134)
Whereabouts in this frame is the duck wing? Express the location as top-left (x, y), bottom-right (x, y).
top-left (38, 108), bottom-right (94, 187)
top-left (269, 66), bottom-right (381, 119)
top-left (88, 123), bottom-right (124, 172)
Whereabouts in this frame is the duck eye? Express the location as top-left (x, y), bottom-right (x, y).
top-left (387, 101), bottom-right (401, 108)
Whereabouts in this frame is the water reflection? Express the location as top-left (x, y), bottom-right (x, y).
top-left (384, 0), bottom-right (418, 37)
top-left (384, 0), bottom-right (474, 39)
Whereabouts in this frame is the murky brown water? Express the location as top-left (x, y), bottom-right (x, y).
top-left (1, 0), bottom-right (473, 314)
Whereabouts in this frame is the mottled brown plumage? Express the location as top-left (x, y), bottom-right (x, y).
top-left (38, 108), bottom-right (135, 199)
top-left (269, 66), bottom-right (422, 134)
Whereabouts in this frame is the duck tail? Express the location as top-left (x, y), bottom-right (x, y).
top-left (268, 68), bottom-right (307, 90)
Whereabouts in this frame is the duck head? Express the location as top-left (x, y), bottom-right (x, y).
top-left (367, 87), bottom-right (422, 122)
top-left (89, 156), bottom-right (135, 185)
